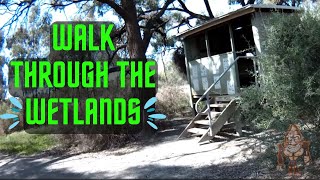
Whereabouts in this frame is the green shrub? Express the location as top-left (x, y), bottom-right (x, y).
top-left (263, 9), bottom-right (320, 124)
top-left (240, 7), bottom-right (320, 132)
top-left (240, 86), bottom-right (270, 130)
top-left (0, 129), bottom-right (57, 155)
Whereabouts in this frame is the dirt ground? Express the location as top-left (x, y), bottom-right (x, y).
top-left (0, 118), bottom-right (319, 179)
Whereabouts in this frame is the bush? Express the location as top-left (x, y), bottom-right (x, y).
top-left (240, 7), bottom-right (320, 132)
top-left (156, 63), bottom-right (192, 118)
top-left (240, 86), bottom-right (271, 130)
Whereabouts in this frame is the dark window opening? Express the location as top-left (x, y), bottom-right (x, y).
top-left (197, 35), bottom-right (207, 58)
top-left (231, 14), bottom-right (256, 56)
top-left (185, 33), bottom-right (207, 60)
top-left (237, 58), bottom-right (256, 88)
top-left (208, 25), bottom-right (232, 56)
top-left (231, 15), bottom-right (257, 87)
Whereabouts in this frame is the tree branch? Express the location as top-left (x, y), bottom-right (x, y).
top-left (176, 0), bottom-right (211, 20)
top-left (155, 0), bottom-right (175, 18)
top-left (97, 0), bottom-right (129, 20)
top-left (140, 0), bottom-right (175, 53)
top-left (167, 16), bottom-right (194, 33)
top-left (237, 0), bottom-right (246, 6)
top-left (110, 44), bottom-right (126, 60)
top-left (141, 7), bottom-right (186, 15)
top-left (203, 0), bottom-right (214, 18)
top-left (246, 0), bottom-right (256, 5)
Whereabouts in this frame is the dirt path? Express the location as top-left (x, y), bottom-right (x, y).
top-left (0, 118), bottom-right (315, 179)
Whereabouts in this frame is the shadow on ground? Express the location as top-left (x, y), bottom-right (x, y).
top-left (0, 153), bottom-right (108, 179)
top-left (112, 160), bottom-right (269, 179)
top-left (1, 117), bottom-right (319, 179)
top-left (0, 152), bottom-right (270, 179)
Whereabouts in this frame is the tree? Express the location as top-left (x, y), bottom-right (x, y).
top-left (6, 6), bottom-right (51, 59)
top-left (0, 30), bottom-right (5, 99)
top-left (0, 0), bottom-right (219, 135)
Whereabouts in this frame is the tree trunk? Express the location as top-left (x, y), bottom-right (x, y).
top-left (122, 0), bottom-right (156, 136)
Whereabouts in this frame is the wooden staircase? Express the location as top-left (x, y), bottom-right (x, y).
top-left (178, 95), bottom-right (243, 143)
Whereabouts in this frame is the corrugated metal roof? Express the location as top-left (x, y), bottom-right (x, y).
top-left (176, 4), bottom-right (300, 39)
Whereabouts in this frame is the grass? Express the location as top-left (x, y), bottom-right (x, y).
top-left (0, 128), bottom-right (58, 155)
top-left (156, 64), bottom-right (192, 118)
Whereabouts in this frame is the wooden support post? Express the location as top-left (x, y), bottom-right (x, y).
top-left (228, 23), bottom-right (241, 94)
top-left (205, 31), bottom-right (211, 57)
top-left (183, 40), bottom-right (196, 115)
top-left (233, 105), bottom-right (243, 136)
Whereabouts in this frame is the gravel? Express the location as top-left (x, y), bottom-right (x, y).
top-left (0, 120), bottom-right (317, 179)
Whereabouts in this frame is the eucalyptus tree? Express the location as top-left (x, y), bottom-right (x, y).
top-left (0, 0), bottom-right (218, 134)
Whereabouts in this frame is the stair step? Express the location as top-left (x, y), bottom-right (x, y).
top-left (210, 103), bottom-right (229, 108)
top-left (194, 120), bottom-right (211, 125)
top-left (214, 95), bottom-right (238, 102)
top-left (220, 122), bottom-right (236, 132)
top-left (242, 130), bottom-right (254, 134)
top-left (198, 112), bottom-right (221, 117)
top-left (217, 131), bottom-right (240, 138)
top-left (208, 112), bottom-right (221, 118)
top-left (220, 128), bottom-right (236, 133)
top-left (213, 135), bottom-right (229, 140)
top-left (187, 128), bottom-right (208, 135)
top-left (222, 122), bottom-right (236, 129)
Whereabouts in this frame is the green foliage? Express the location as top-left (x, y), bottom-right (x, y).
top-left (0, 129), bottom-right (57, 155)
top-left (6, 6), bottom-right (51, 59)
top-left (240, 86), bottom-right (270, 130)
top-left (262, 9), bottom-right (320, 126)
top-left (240, 8), bottom-right (320, 131)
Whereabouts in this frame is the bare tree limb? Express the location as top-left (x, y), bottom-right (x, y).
top-left (140, 0), bottom-right (176, 52)
top-left (155, 0), bottom-right (175, 18)
top-left (238, 0), bottom-right (246, 6)
top-left (110, 44), bottom-right (126, 60)
top-left (0, 1), bottom-right (34, 32)
top-left (203, 0), bottom-right (214, 18)
top-left (141, 7), bottom-right (188, 15)
top-left (176, 0), bottom-right (211, 21)
top-left (97, 0), bottom-right (129, 20)
top-left (246, 0), bottom-right (256, 5)
top-left (167, 16), bottom-right (194, 33)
